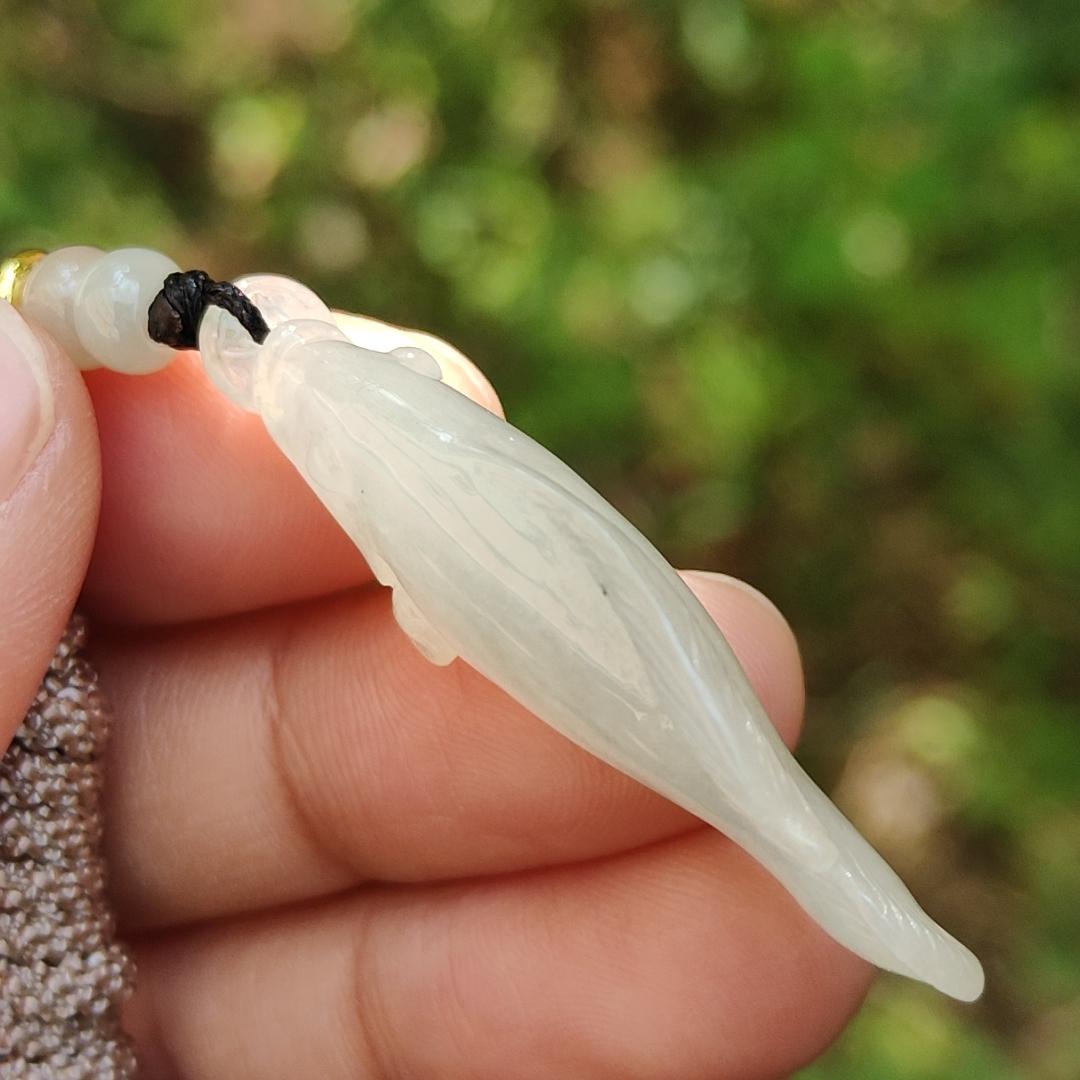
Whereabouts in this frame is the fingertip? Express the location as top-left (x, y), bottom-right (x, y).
top-left (81, 310), bottom-right (505, 627)
top-left (680, 569), bottom-right (806, 748)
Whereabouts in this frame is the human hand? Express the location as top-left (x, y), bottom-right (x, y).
top-left (1, 300), bottom-right (872, 1079)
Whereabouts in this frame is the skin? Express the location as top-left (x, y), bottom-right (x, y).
top-left (0, 309), bottom-right (873, 1079)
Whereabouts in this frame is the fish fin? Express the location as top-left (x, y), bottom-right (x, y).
top-left (392, 585), bottom-right (458, 666)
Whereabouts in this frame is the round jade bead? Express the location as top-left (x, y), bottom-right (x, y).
top-left (21, 246), bottom-right (104, 370)
top-left (199, 274), bottom-right (332, 412)
top-left (74, 248), bottom-right (181, 374)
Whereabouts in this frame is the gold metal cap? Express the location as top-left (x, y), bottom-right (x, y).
top-left (0, 249), bottom-right (47, 306)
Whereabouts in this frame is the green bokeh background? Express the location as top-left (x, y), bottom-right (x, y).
top-left (2, 1), bottom-right (1078, 1075)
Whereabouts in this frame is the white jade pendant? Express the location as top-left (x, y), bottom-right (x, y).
top-left (16, 252), bottom-right (986, 1002)
top-left (216, 283), bottom-right (983, 1003)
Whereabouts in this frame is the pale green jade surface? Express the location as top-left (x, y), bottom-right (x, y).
top-left (206, 296), bottom-right (984, 1004)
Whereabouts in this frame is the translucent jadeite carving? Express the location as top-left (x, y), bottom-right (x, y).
top-left (230, 310), bottom-right (987, 1004)
top-left (10, 249), bottom-right (988, 999)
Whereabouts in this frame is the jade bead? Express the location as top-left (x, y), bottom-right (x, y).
top-left (74, 248), bottom-right (180, 374)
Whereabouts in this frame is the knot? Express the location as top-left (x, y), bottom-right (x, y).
top-left (147, 270), bottom-right (270, 350)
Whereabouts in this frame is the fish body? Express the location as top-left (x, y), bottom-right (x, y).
top-left (254, 326), bottom-right (984, 1003)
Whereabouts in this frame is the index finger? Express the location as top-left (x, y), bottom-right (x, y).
top-left (81, 313), bottom-right (502, 625)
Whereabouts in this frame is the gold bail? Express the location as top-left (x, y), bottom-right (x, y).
top-left (0, 249), bottom-right (47, 306)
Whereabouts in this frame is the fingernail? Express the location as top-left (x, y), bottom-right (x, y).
top-left (0, 301), bottom-right (54, 502)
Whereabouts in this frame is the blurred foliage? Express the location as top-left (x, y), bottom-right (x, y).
top-left (2, 0), bottom-right (1078, 1074)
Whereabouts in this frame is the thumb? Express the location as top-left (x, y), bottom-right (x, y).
top-left (0, 300), bottom-right (101, 744)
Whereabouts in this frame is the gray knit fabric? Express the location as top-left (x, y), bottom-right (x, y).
top-left (1, 618), bottom-right (137, 1078)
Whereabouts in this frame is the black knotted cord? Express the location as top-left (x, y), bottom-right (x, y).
top-left (147, 270), bottom-right (270, 349)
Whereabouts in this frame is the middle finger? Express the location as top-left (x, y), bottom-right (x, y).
top-left (98, 572), bottom-right (805, 931)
